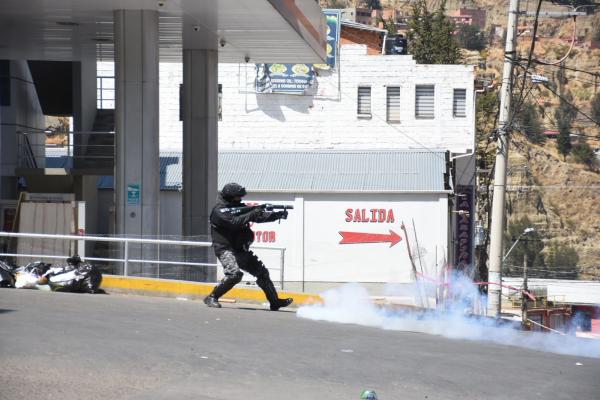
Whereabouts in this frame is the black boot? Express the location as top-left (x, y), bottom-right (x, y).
top-left (256, 276), bottom-right (294, 311)
top-left (204, 275), bottom-right (241, 308)
top-left (203, 295), bottom-right (222, 308)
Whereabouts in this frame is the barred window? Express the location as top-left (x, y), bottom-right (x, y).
top-left (415, 85), bottom-right (434, 119)
top-left (386, 86), bottom-right (401, 122)
top-left (357, 86), bottom-right (371, 117)
top-left (453, 88), bottom-right (467, 118)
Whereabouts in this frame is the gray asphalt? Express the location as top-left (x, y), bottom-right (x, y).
top-left (1, 289), bottom-right (599, 400)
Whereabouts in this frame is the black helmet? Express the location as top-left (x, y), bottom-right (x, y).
top-left (221, 182), bottom-right (247, 199)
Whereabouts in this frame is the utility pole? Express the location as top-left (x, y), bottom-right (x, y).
top-left (487, 0), bottom-right (520, 318)
top-left (521, 246), bottom-right (528, 327)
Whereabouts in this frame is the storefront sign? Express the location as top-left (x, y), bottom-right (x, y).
top-left (455, 185), bottom-right (473, 269)
top-left (255, 63), bottom-right (315, 94)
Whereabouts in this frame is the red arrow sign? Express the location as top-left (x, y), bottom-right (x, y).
top-left (338, 230), bottom-right (402, 247)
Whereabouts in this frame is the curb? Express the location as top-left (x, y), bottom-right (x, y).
top-left (100, 275), bottom-right (323, 306)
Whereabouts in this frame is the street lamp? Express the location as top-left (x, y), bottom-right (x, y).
top-left (503, 227), bottom-right (535, 327)
top-left (503, 227), bottom-right (534, 262)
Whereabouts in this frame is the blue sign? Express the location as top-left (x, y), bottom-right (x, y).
top-left (323, 9), bottom-right (341, 69)
top-left (127, 184), bottom-right (140, 205)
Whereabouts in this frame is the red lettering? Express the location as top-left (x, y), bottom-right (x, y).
top-left (387, 209), bottom-right (395, 223)
top-left (345, 208), bottom-right (353, 222)
top-left (256, 231), bottom-right (263, 242)
top-left (269, 231), bottom-right (276, 242)
top-left (344, 208), bottom-right (396, 223)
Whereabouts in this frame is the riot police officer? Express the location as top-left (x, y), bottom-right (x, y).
top-left (204, 182), bottom-right (293, 311)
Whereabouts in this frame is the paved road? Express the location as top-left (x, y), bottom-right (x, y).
top-left (1, 289), bottom-right (599, 400)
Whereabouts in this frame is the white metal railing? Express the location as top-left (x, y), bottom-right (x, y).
top-left (16, 130), bottom-right (115, 169)
top-left (0, 231), bottom-right (286, 288)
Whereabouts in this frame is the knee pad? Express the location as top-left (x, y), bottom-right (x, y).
top-left (234, 271), bottom-right (244, 281)
top-left (224, 271), bottom-right (243, 285)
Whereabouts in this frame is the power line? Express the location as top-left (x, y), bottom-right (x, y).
top-left (515, 63), bottom-right (600, 127)
top-left (543, 82), bottom-right (600, 127)
top-left (531, 59), bottom-right (600, 78)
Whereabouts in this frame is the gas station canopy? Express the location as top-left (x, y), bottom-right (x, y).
top-left (0, 0), bottom-right (327, 63)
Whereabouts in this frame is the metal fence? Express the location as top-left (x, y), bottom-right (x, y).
top-left (16, 130), bottom-right (114, 169)
top-left (0, 231), bottom-right (286, 288)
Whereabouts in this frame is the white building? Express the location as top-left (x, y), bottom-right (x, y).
top-left (119, 34), bottom-right (477, 290)
top-left (219, 46), bottom-right (475, 154)
top-left (213, 40), bottom-right (476, 289)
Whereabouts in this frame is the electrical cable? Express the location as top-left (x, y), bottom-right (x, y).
top-left (532, 61), bottom-right (600, 78)
top-left (533, 16), bottom-right (577, 65)
top-left (509, 0), bottom-right (544, 133)
top-left (512, 62), bottom-right (600, 128)
top-left (543, 82), bottom-right (600, 127)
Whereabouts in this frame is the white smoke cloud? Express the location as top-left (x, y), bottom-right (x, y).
top-left (297, 281), bottom-right (600, 359)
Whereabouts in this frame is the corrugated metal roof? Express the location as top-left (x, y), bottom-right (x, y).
top-left (92, 149), bottom-right (448, 193)
top-left (341, 19), bottom-right (388, 34)
top-left (96, 151), bottom-right (183, 190)
top-left (219, 150), bottom-right (448, 193)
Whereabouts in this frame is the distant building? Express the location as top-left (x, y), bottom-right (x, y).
top-left (341, 7), bottom-right (402, 28)
top-left (448, 8), bottom-right (487, 29)
top-left (543, 130), bottom-right (559, 139)
top-left (372, 8), bottom-right (402, 27)
top-left (355, 7), bottom-right (374, 25)
top-left (340, 20), bottom-right (387, 55)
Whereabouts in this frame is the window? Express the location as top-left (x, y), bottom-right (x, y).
top-left (97, 76), bottom-right (115, 109)
top-left (357, 86), bottom-right (371, 117)
top-left (415, 85), bottom-right (434, 119)
top-left (386, 86), bottom-right (401, 122)
top-left (453, 88), bottom-right (467, 118)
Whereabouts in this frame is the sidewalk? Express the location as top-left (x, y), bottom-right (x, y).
top-left (100, 275), bottom-right (322, 307)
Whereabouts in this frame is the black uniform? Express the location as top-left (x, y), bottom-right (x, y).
top-left (205, 190), bottom-right (292, 311)
top-left (210, 194), bottom-right (282, 255)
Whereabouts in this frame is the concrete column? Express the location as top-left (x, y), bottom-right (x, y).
top-left (182, 49), bottom-right (218, 281)
top-left (182, 49), bottom-right (218, 238)
top-left (72, 56), bottom-right (97, 135)
top-left (72, 55), bottom-right (98, 242)
top-left (114, 10), bottom-right (160, 272)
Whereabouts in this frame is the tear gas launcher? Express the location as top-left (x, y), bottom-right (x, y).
top-left (220, 203), bottom-right (294, 216)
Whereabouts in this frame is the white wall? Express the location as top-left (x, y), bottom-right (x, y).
top-left (96, 188), bottom-right (448, 288)
top-left (218, 45), bottom-right (475, 153)
top-left (245, 192), bottom-right (448, 285)
top-left (154, 45), bottom-right (475, 154)
top-left (503, 278), bottom-right (600, 305)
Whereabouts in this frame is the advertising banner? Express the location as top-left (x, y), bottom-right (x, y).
top-left (255, 63), bottom-right (315, 95)
top-left (322, 9), bottom-right (341, 69)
